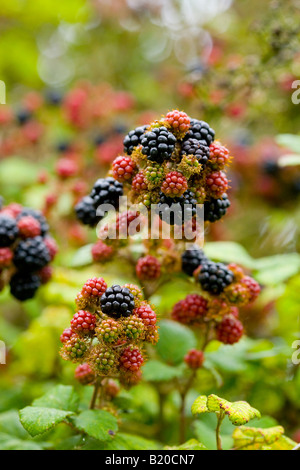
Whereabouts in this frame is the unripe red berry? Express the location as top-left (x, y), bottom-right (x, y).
top-left (112, 156), bottom-right (136, 182)
top-left (165, 110), bottom-right (190, 135)
top-left (17, 216), bottom-right (41, 238)
top-left (133, 302), bottom-right (157, 327)
top-left (60, 327), bottom-right (75, 343)
top-left (209, 142), bottom-right (230, 170)
top-left (80, 277), bottom-right (107, 301)
top-left (184, 349), bottom-right (205, 369)
top-left (38, 266), bottom-right (53, 284)
top-left (91, 241), bottom-right (114, 263)
top-left (56, 158), bottom-right (78, 179)
top-left (71, 310), bottom-right (97, 335)
top-left (205, 171), bottom-right (229, 198)
top-left (0, 247), bottom-right (13, 268)
top-left (241, 276), bottom-right (261, 303)
top-left (104, 379), bottom-right (120, 398)
top-left (161, 171), bottom-right (188, 197)
top-left (44, 237), bottom-right (58, 261)
top-left (171, 294), bottom-right (208, 324)
top-left (136, 255), bottom-right (161, 281)
top-left (120, 346), bottom-right (144, 372)
top-left (132, 171), bottom-right (147, 193)
top-left (75, 363), bottom-right (95, 385)
top-left (216, 314), bottom-right (244, 345)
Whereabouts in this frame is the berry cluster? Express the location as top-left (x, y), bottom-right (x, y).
top-left (119, 111), bottom-right (231, 228)
top-left (75, 110), bottom-right (233, 259)
top-left (60, 277), bottom-right (159, 388)
top-left (0, 200), bottom-right (57, 300)
top-left (169, 246), bottom-right (261, 345)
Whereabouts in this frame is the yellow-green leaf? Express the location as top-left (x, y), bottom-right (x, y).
top-left (191, 396), bottom-right (209, 415)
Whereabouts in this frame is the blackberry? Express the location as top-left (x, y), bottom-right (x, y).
top-left (75, 196), bottom-right (101, 227)
top-left (16, 208), bottom-right (49, 236)
top-left (183, 119), bottom-right (215, 146)
top-left (204, 194), bottom-right (230, 223)
top-left (181, 138), bottom-right (210, 166)
top-left (89, 177), bottom-right (123, 213)
top-left (198, 261), bottom-right (234, 295)
top-left (13, 236), bottom-right (51, 271)
top-left (141, 126), bottom-right (176, 163)
top-left (157, 190), bottom-right (198, 226)
top-left (181, 247), bottom-right (208, 276)
top-left (123, 125), bottom-right (147, 155)
top-left (100, 285), bottom-right (135, 318)
top-left (0, 215), bottom-right (19, 247)
top-left (10, 272), bottom-right (41, 301)
top-left (16, 108), bottom-right (32, 125)
top-left (45, 89), bottom-right (63, 106)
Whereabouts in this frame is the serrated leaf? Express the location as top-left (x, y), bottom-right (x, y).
top-left (19, 407), bottom-right (73, 437)
top-left (191, 396), bottom-right (209, 415)
top-left (143, 359), bottom-right (184, 382)
top-left (232, 426), bottom-right (284, 450)
top-left (232, 426), bottom-right (297, 450)
top-left (192, 394), bottom-right (260, 426)
top-left (156, 320), bottom-right (197, 364)
top-left (72, 410), bottom-right (118, 442)
top-left (165, 439), bottom-right (207, 450)
top-left (208, 395), bottom-right (261, 425)
top-left (33, 385), bottom-right (79, 413)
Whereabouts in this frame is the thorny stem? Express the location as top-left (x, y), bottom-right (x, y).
top-left (216, 412), bottom-right (225, 450)
top-left (179, 369), bottom-right (197, 444)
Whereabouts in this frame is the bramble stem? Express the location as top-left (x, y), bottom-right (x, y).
top-left (216, 412), bottom-right (225, 450)
top-left (90, 380), bottom-right (100, 410)
top-left (179, 369), bottom-right (197, 444)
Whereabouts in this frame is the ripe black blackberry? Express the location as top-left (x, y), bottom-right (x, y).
top-left (13, 236), bottom-right (51, 271)
top-left (204, 193), bottom-right (230, 223)
top-left (17, 208), bottom-right (49, 236)
top-left (157, 190), bottom-right (198, 226)
top-left (0, 215), bottom-right (19, 247)
top-left (15, 108), bottom-right (32, 125)
top-left (100, 285), bottom-right (135, 318)
top-left (182, 247), bottom-right (208, 276)
top-left (75, 196), bottom-right (101, 227)
top-left (10, 272), bottom-right (41, 301)
top-left (181, 138), bottom-right (210, 166)
top-left (141, 126), bottom-right (176, 163)
top-left (89, 177), bottom-right (123, 213)
top-left (198, 261), bottom-right (234, 295)
top-left (183, 119), bottom-right (215, 146)
top-left (123, 125), bottom-right (147, 155)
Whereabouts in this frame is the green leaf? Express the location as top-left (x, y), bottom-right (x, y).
top-left (72, 410), bottom-right (118, 442)
top-left (19, 407), bottom-right (74, 437)
top-left (143, 359), bottom-right (184, 382)
top-left (204, 242), bottom-right (254, 269)
top-left (191, 396), bottom-right (209, 415)
top-left (276, 134), bottom-right (300, 153)
top-left (278, 154), bottom-right (300, 167)
top-left (165, 439), bottom-right (207, 450)
top-left (81, 433), bottom-right (159, 450)
top-left (70, 244), bottom-right (93, 267)
top-left (232, 426), bottom-right (295, 450)
top-left (33, 385), bottom-right (79, 413)
top-left (0, 432), bottom-right (43, 450)
top-left (156, 320), bottom-right (197, 365)
top-left (254, 254), bottom-right (300, 285)
top-left (191, 394), bottom-right (260, 426)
